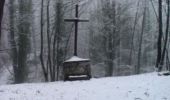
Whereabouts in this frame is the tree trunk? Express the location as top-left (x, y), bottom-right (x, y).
top-left (136, 0), bottom-right (147, 74)
top-left (160, 0), bottom-right (169, 69)
top-left (104, 1), bottom-right (116, 76)
top-left (17, 0), bottom-right (32, 83)
top-left (129, 0), bottom-right (140, 65)
top-left (9, 0), bottom-right (19, 83)
top-left (0, 0), bottom-right (5, 39)
top-left (54, 1), bottom-right (62, 81)
top-left (150, 0), bottom-right (158, 21)
top-left (156, 0), bottom-right (163, 71)
top-left (46, 0), bottom-right (52, 81)
top-left (40, 0), bottom-right (48, 82)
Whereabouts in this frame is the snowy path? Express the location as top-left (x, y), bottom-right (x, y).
top-left (0, 73), bottom-right (169, 100)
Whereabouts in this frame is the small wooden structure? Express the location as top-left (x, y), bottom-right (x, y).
top-left (63, 56), bottom-right (91, 81)
top-left (63, 4), bottom-right (91, 81)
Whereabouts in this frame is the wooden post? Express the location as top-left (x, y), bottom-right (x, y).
top-left (64, 4), bottom-right (89, 56)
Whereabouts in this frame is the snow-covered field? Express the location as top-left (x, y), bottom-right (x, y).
top-left (0, 72), bottom-right (169, 100)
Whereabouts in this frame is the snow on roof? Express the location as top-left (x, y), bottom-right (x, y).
top-left (64, 56), bottom-right (89, 62)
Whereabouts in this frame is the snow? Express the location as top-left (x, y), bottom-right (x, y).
top-left (0, 72), bottom-right (170, 100)
top-left (64, 56), bottom-right (89, 62)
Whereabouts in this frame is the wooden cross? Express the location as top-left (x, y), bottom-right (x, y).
top-left (64, 4), bottom-right (89, 56)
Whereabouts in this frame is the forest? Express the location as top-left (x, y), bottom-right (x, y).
top-left (0, 0), bottom-right (169, 84)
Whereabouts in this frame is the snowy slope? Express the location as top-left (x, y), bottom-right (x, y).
top-left (0, 73), bottom-right (170, 100)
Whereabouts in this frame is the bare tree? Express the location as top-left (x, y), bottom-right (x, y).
top-left (156, 0), bottom-right (163, 71)
top-left (40, 0), bottom-right (67, 81)
top-left (40, 0), bottom-right (48, 82)
top-left (129, 0), bottom-right (140, 65)
top-left (100, 0), bottom-right (116, 76)
top-left (136, 0), bottom-right (147, 74)
top-left (160, 0), bottom-right (170, 69)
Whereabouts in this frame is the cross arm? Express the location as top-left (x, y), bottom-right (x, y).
top-left (64, 18), bottom-right (89, 22)
top-left (78, 19), bottom-right (89, 22)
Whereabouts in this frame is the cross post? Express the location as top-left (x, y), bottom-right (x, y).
top-left (64, 4), bottom-right (89, 56)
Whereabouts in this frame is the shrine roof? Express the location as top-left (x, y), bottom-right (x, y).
top-left (64, 56), bottom-right (89, 63)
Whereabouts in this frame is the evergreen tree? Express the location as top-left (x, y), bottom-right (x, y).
top-left (9, 0), bottom-right (19, 83)
top-left (17, 0), bottom-right (32, 83)
top-left (89, 0), bottom-right (133, 76)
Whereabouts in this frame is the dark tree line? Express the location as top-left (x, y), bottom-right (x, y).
top-left (8, 0), bottom-right (32, 83)
top-left (156, 0), bottom-right (170, 71)
top-left (6, 0), bottom-right (81, 83)
top-left (89, 0), bottom-right (170, 76)
top-left (0, 0), bottom-right (170, 84)
top-left (89, 0), bottom-right (133, 76)
top-left (40, 0), bottom-right (71, 82)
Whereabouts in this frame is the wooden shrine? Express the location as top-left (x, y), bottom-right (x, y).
top-left (63, 4), bottom-right (91, 81)
top-left (63, 56), bottom-right (91, 81)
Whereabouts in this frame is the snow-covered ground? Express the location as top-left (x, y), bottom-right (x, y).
top-left (0, 72), bottom-right (169, 100)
